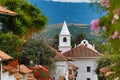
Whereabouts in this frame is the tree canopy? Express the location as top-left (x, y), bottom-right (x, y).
top-left (91, 0), bottom-right (120, 79)
top-left (0, 0), bottom-right (47, 38)
top-left (0, 33), bottom-right (23, 59)
top-left (19, 39), bottom-right (55, 66)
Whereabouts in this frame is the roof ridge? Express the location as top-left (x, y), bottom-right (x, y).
top-left (63, 44), bottom-right (101, 57)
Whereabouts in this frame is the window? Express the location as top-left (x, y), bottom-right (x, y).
top-left (87, 78), bottom-right (91, 80)
top-left (68, 69), bottom-right (72, 75)
top-left (0, 21), bottom-right (3, 30)
top-left (87, 66), bottom-right (91, 72)
top-left (63, 37), bottom-right (67, 42)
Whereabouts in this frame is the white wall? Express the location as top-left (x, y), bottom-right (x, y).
top-left (2, 72), bottom-right (9, 80)
top-left (59, 35), bottom-right (71, 47)
top-left (59, 46), bottom-right (71, 53)
top-left (55, 61), bottom-right (68, 80)
top-left (59, 35), bottom-right (71, 53)
top-left (23, 74), bottom-right (27, 80)
top-left (9, 74), bottom-right (15, 80)
top-left (74, 58), bottom-right (98, 80)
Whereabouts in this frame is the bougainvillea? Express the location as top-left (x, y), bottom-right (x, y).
top-left (92, 0), bottom-right (120, 79)
top-left (32, 65), bottom-right (52, 80)
top-left (91, 0), bottom-right (120, 51)
top-left (101, 0), bottom-right (109, 7)
top-left (91, 19), bottom-right (99, 31)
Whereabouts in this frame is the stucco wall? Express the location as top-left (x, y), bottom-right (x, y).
top-left (74, 58), bottom-right (98, 80)
top-left (59, 35), bottom-right (71, 46)
top-left (2, 72), bottom-right (9, 80)
top-left (9, 74), bottom-right (15, 80)
top-left (55, 61), bottom-right (68, 80)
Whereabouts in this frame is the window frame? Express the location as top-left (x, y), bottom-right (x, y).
top-left (63, 37), bottom-right (67, 42)
top-left (87, 78), bottom-right (91, 80)
top-left (87, 66), bottom-right (91, 72)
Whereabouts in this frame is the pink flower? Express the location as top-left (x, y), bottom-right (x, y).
top-left (101, 0), bottom-right (105, 6)
top-left (91, 19), bottom-right (99, 31)
top-left (109, 31), bottom-right (119, 39)
top-left (114, 31), bottom-right (119, 36)
top-left (114, 14), bottom-right (119, 19)
top-left (102, 26), bottom-right (107, 31)
top-left (111, 19), bottom-right (115, 24)
top-left (111, 35), bottom-right (116, 39)
top-left (101, 0), bottom-right (109, 7)
top-left (109, 35), bottom-right (112, 39)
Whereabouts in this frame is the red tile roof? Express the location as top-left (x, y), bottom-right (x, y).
top-left (0, 50), bottom-right (12, 60)
top-left (3, 65), bottom-right (13, 72)
top-left (15, 73), bottom-right (23, 79)
top-left (9, 68), bottom-right (19, 75)
top-left (3, 65), bottom-right (19, 75)
top-left (19, 64), bottom-right (32, 74)
top-left (3, 64), bottom-right (32, 75)
top-left (63, 45), bottom-right (101, 58)
top-left (0, 5), bottom-right (17, 16)
top-left (48, 46), bottom-right (74, 61)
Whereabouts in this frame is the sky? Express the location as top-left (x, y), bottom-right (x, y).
top-left (46, 0), bottom-right (99, 3)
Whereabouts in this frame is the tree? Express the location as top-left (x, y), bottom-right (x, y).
top-left (91, 0), bottom-right (120, 79)
top-left (74, 33), bottom-right (87, 45)
top-left (0, 33), bottom-right (23, 59)
top-left (0, 0), bottom-right (47, 39)
top-left (51, 34), bottom-right (59, 49)
top-left (19, 39), bottom-right (55, 66)
top-left (51, 33), bottom-right (87, 49)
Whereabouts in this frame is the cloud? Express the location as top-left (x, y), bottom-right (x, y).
top-left (48, 0), bottom-right (93, 3)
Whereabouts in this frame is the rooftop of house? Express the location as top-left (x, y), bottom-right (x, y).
top-left (3, 64), bottom-right (32, 74)
top-left (48, 45), bottom-right (74, 61)
top-left (19, 64), bottom-right (32, 74)
top-left (0, 50), bottom-right (12, 60)
top-left (63, 44), bottom-right (101, 58)
top-left (15, 73), bottom-right (23, 79)
top-left (0, 5), bottom-right (17, 16)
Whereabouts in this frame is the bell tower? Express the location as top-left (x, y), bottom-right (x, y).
top-left (59, 21), bottom-right (71, 53)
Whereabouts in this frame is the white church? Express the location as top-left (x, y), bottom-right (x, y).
top-left (53, 21), bottom-right (101, 80)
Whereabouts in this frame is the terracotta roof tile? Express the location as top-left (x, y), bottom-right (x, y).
top-left (48, 46), bottom-right (74, 61)
top-left (9, 68), bottom-right (19, 75)
top-left (3, 65), bottom-right (13, 72)
top-left (20, 64), bottom-right (32, 74)
top-left (63, 45), bottom-right (101, 58)
top-left (27, 73), bottom-right (37, 80)
top-left (0, 5), bottom-right (17, 16)
top-left (3, 64), bottom-right (32, 75)
top-left (0, 50), bottom-right (12, 60)
top-left (15, 73), bottom-right (23, 79)
top-left (3, 65), bottom-right (19, 74)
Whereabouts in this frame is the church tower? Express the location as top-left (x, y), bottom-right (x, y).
top-left (59, 21), bottom-right (71, 53)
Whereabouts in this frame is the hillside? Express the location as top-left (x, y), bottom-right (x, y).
top-left (32, 23), bottom-right (101, 42)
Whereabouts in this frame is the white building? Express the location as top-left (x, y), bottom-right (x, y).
top-left (59, 21), bottom-right (71, 53)
top-left (57, 21), bottom-right (101, 80)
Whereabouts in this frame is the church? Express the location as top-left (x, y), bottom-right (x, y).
top-left (53, 21), bottom-right (101, 80)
